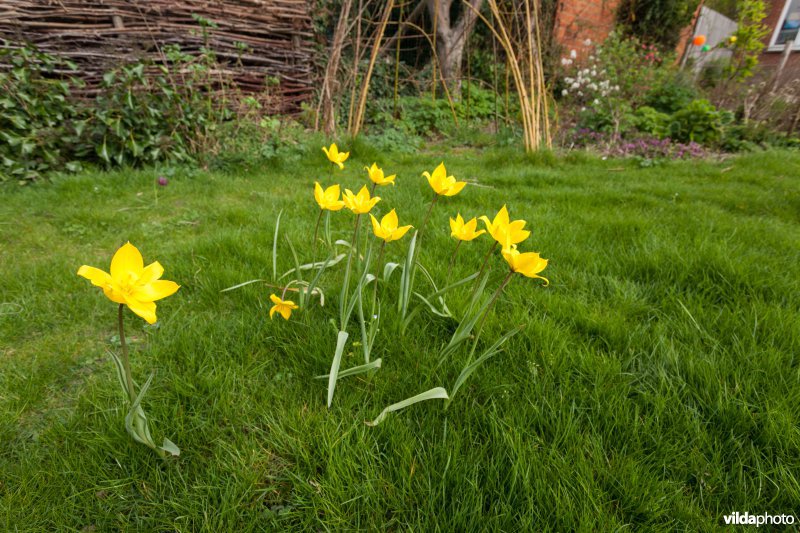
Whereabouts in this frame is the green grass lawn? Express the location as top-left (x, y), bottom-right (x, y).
top-left (2, 145), bottom-right (799, 531)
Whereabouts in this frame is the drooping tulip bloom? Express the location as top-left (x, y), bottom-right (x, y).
top-left (449, 214), bottom-right (485, 241)
top-left (370, 209), bottom-right (412, 243)
top-left (322, 143), bottom-right (349, 170)
top-left (77, 242), bottom-right (180, 324)
top-left (365, 163), bottom-right (396, 186)
top-left (501, 246), bottom-right (549, 284)
top-left (314, 182), bottom-right (345, 211)
top-left (343, 185), bottom-right (381, 214)
top-left (423, 162), bottom-right (466, 197)
top-left (480, 205), bottom-right (530, 247)
top-left (269, 294), bottom-right (299, 320)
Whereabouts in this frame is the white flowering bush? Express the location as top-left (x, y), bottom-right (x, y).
top-left (558, 33), bottom-right (679, 139)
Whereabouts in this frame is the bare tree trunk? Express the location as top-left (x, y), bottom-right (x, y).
top-left (425, 0), bottom-right (484, 95)
top-left (316, 0), bottom-right (353, 135)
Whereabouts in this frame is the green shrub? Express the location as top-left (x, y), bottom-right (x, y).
top-left (644, 71), bottom-right (697, 114)
top-left (88, 45), bottom-right (231, 168)
top-left (0, 44), bottom-right (84, 181)
top-left (634, 106), bottom-right (670, 137)
top-left (668, 99), bottom-right (731, 144)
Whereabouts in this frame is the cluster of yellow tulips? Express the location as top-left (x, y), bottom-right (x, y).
top-left (74, 141), bottom-right (551, 455)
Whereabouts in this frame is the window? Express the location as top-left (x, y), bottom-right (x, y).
top-left (771, 0), bottom-right (800, 50)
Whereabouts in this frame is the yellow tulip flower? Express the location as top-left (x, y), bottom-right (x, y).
top-left (269, 294), bottom-right (299, 320)
top-left (501, 246), bottom-right (549, 285)
top-left (314, 182), bottom-right (345, 211)
top-left (449, 214), bottom-right (485, 241)
top-left (480, 205), bottom-right (530, 246)
top-left (422, 162), bottom-right (466, 196)
top-left (343, 185), bottom-right (381, 214)
top-left (322, 143), bottom-right (349, 170)
top-left (365, 163), bottom-right (396, 186)
top-left (77, 242), bottom-right (180, 324)
top-left (370, 209), bottom-right (412, 243)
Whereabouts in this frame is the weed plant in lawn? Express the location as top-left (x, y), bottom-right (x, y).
top-left (1, 146), bottom-right (799, 530)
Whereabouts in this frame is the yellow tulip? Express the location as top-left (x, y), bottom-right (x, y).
top-left (480, 205), bottom-right (530, 246)
top-left (422, 162), bottom-right (466, 196)
top-left (501, 246), bottom-right (549, 285)
top-left (314, 182), bottom-right (345, 211)
top-left (77, 242), bottom-right (180, 324)
top-left (343, 185), bottom-right (381, 214)
top-left (365, 163), bottom-right (396, 186)
top-left (322, 143), bottom-right (349, 170)
top-left (269, 294), bottom-right (299, 320)
top-left (370, 209), bottom-right (412, 242)
top-left (449, 214), bottom-right (485, 241)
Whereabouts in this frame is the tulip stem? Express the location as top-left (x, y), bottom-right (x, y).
top-left (372, 240), bottom-right (386, 317)
top-left (117, 304), bottom-right (136, 404)
top-left (341, 214), bottom-right (361, 328)
top-left (471, 240), bottom-right (498, 296)
top-left (312, 209), bottom-right (323, 261)
top-left (417, 194), bottom-right (439, 244)
top-left (449, 240), bottom-right (462, 268)
top-left (467, 270), bottom-right (514, 364)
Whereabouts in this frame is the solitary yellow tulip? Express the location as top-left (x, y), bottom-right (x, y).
top-left (423, 162), bottom-right (466, 196)
top-left (269, 294), bottom-right (299, 320)
top-left (370, 209), bottom-right (412, 242)
top-left (314, 182), bottom-right (345, 211)
top-left (501, 246), bottom-right (549, 285)
top-left (322, 143), bottom-right (349, 170)
top-left (77, 242), bottom-right (180, 324)
top-left (365, 163), bottom-right (396, 186)
top-left (343, 185), bottom-right (381, 214)
top-left (449, 214), bottom-right (485, 241)
top-left (480, 205), bottom-right (530, 246)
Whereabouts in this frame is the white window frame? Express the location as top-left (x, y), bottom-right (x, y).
top-left (769, 0), bottom-right (800, 51)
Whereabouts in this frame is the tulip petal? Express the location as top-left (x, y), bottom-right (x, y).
top-left (110, 242), bottom-right (144, 279)
top-left (393, 225), bottom-right (412, 241)
top-left (269, 304), bottom-right (278, 319)
top-left (140, 261), bottom-right (164, 284)
top-left (125, 298), bottom-right (157, 324)
top-left (444, 181), bottom-right (467, 196)
top-left (278, 306), bottom-right (292, 320)
top-left (136, 280), bottom-right (180, 302)
top-left (270, 294), bottom-right (282, 305)
top-left (77, 265), bottom-right (112, 288)
top-left (383, 209), bottom-right (398, 230)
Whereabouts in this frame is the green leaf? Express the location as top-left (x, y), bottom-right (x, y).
top-left (272, 210), bottom-right (283, 281)
top-left (450, 325), bottom-right (525, 400)
top-left (366, 387), bottom-right (449, 427)
top-left (315, 358), bottom-right (382, 380)
top-left (327, 330), bottom-right (349, 408)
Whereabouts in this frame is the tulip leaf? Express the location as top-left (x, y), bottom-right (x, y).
top-left (219, 278), bottom-right (266, 293)
top-left (284, 236), bottom-right (304, 306)
top-left (450, 325), bottom-right (525, 400)
top-left (383, 262), bottom-right (400, 281)
top-left (327, 330), bottom-right (349, 408)
top-left (110, 361), bottom-right (180, 458)
top-left (398, 231), bottom-right (418, 319)
top-left (315, 358), bottom-right (382, 380)
top-left (279, 253), bottom-right (346, 280)
top-left (366, 387), bottom-right (449, 427)
top-left (272, 210), bottom-right (283, 281)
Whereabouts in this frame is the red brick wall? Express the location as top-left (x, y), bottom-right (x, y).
top-left (759, 0), bottom-right (800, 84)
top-left (553, 0), bottom-right (622, 58)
